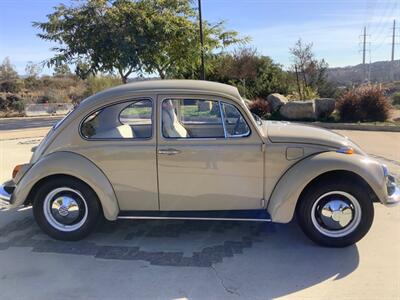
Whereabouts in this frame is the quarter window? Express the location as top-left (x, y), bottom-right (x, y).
top-left (81, 99), bottom-right (152, 139)
top-left (221, 102), bottom-right (250, 137)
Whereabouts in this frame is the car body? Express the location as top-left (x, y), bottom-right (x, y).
top-left (1, 80), bottom-right (399, 246)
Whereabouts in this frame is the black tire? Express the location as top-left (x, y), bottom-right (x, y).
top-left (297, 178), bottom-right (374, 247)
top-left (33, 176), bottom-right (101, 241)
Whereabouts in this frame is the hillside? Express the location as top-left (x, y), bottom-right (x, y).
top-left (327, 60), bottom-right (400, 85)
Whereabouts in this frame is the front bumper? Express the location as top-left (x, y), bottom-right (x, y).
top-left (385, 174), bottom-right (400, 206)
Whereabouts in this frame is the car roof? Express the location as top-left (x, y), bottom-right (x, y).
top-left (79, 79), bottom-right (242, 111)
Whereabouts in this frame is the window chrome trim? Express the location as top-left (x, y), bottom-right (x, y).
top-left (218, 100), bottom-right (228, 138)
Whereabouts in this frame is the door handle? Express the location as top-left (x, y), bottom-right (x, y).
top-left (158, 148), bottom-right (181, 155)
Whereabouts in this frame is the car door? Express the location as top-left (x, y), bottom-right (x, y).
top-left (157, 94), bottom-right (264, 211)
top-left (75, 97), bottom-right (159, 211)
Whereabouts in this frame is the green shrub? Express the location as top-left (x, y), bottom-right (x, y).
top-left (38, 88), bottom-right (70, 103)
top-left (0, 94), bottom-right (25, 112)
top-left (392, 92), bottom-right (400, 106)
top-left (288, 86), bottom-right (319, 100)
top-left (337, 85), bottom-right (391, 122)
top-left (0, 79), bottom-right (23, 93)
top-left (248, 98), bottom-right (271, 119)
top-left (85, 75), bottom-right (121, 97)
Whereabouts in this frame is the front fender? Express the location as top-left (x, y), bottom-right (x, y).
top-left (11, 151), bottom-right (119, 220)
top-left (267, 151), bottom-right (386, 223)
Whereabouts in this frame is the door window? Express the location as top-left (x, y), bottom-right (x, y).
top-left (162, 99), bottom-right (224, 138)
top-left (81, 99), bottom-right (152, 139)
top-left (161, 98), bottom-right (251, 139)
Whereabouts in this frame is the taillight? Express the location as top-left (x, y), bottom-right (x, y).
top-left (12, 165), bottom-right (22, 179)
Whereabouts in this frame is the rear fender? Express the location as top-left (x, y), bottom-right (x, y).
top-left (11, 151), bottom-right (119, 220)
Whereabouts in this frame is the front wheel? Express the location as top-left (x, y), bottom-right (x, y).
top-left (33, 177), bottom-right (101, 241)
top-left (297, 179), bottom-right (374, 247)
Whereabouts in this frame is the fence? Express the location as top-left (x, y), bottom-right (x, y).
top-left (25, 103), bottom-right (74, 117)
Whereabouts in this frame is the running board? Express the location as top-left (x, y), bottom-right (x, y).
top-left (117, 210), bottom-right (272, 222)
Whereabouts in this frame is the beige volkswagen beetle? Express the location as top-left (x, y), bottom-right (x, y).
top-left (1, 80), bottom-right (399, 247)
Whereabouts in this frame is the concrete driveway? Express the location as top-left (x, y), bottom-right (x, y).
top-left (0, 127), bottom-right (399, 299)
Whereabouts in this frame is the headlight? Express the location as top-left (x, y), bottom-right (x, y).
top-left (382, 164), bottom-right (396, 196)
top-left (386, 175), bottom-right (397, 196)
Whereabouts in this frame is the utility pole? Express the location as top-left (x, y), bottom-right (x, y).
top-left (362, 26), bottom-right (367, 81)
top-left (391, 19), bottom-right (396, 62)
top-left (198, 0), bottom-right (206, 80)
top-left (391, 19), bottom-right (396, 81)
top-left (359, 26), bottom-right (371, 82)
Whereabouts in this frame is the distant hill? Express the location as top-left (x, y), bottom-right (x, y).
top-left (327, 60), bottom-right (400, 86)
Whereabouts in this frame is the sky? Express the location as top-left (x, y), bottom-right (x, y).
top-left (0, 0), bottom-right (399, 75)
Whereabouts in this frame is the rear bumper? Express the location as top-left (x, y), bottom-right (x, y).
top-left (0, 181), bottom-right (15, 206)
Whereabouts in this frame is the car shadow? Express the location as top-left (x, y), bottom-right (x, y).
top-left (0, 211), bottom-right (359, 299)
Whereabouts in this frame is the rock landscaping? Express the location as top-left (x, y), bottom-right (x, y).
top-left (265, 93), bottom-right (336, 120)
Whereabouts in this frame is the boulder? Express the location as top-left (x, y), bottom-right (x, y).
top-left (266, 93), bottom-right (288, 112)
top-left (279, 100), bottom-right (315, 120)
top-left (314, 98), bottom-right (336, 119)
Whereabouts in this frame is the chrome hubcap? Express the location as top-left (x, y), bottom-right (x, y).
top-left (311, 191), bottom-right (361, 238)
top-left (43, 187), bottom-right (88, 232)
top-left (320, 200), bottom-right (353, 229)
top-left (51, 196), bottom-right (80, 223)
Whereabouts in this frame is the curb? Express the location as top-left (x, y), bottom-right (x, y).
top-left (299, 122), bottom-right (400, 132)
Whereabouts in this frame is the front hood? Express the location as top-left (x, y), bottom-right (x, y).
top-left (265, 121), bottom-right (364, 153)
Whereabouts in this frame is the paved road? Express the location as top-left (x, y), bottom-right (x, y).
top-left (0, 125), bottom-right (399, 299)
top-left (0, 116), bottom-right (62, 131)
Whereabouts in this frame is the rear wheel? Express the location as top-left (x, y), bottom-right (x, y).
top-left (33, 177), bottom-right (101, 241)
top-left (297, 179), bottom-right (374, 247)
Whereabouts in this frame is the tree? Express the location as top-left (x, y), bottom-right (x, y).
top-left (33, 0), bottom-right (139, 83)
top-left (0, 57), bottom-right (21, 93)
top-left (24, 61), bottom-right (42, 89)
top-left (207, 48), bottom-right (289, 99)
top-left (33, 0), bottom-right (245, 83)
top-left (25, 61), bottom-right (42, 79)
top-left (53, 63), bottom-right (71, 77)
top-left (0, 57), bottom-right (18, 81)
top-left (289, 39), bottom-right (337, 99)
